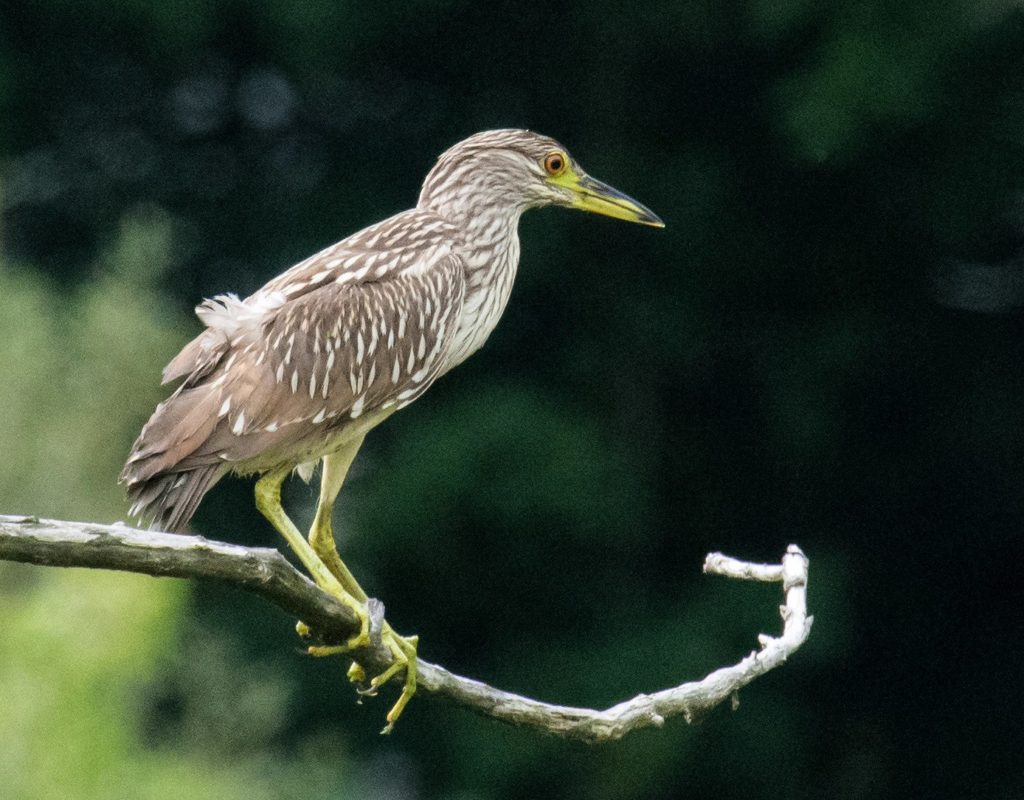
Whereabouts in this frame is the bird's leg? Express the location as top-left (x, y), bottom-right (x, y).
top-left (308, 440), bottom-right (420, 734)
top-left (310, 436), bottom-right (369, 599)
top-left (254, 467), bottom-right (371, 649)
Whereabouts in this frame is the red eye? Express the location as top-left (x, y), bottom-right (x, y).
top-left (544, 152), bottom-right (566, 176)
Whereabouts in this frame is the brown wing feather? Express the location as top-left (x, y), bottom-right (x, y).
top-left (180, 256), bottom-right (465, 471)
top-left (161, 329), bottom-right (228, 386)
top-left (122, 212), bottom-right (465, 531)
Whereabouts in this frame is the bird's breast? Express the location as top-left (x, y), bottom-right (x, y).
top-left (443, 235), bottom-right (520, 371)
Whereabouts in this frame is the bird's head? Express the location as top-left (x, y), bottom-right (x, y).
top-left (418, 129), bottom-right (664, 229)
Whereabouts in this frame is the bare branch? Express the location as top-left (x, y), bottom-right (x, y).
top-left (0, 514), bottom-right (812, 743)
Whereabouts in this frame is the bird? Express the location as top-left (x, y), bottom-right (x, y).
top-left (121, 128), bottom-right (663, 731)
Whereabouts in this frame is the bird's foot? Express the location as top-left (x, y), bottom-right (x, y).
top-left (380, 631), bottom-right (419, 735)
top-left (352, 629), bottom-right (419, 735)
top-left (294, 597), bottom-right (373, 656)
top-left (297, 619), bottom-right (418, 734)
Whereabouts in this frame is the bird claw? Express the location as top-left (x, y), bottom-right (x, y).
top-left (341, 631), bottom-right (419, 733)
top-left (297, 617), bottom-right (371, 656)
top-left (381, 677), bottom-right (415, 736)
top-left (293, 595), bottom-right (418, 733)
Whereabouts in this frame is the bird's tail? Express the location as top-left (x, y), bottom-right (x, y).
top-left (124, 464), bottom-right (224, 532)
top-left (121, 386), bottom-right (226, 532)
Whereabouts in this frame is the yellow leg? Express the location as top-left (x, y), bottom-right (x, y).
top-left (255, 467), bottom-right (370, 649)
top-left (376, 634), bottom-right (418, 734)
top-left (310, 436), bottom-right (369, 600)
top-left (307, 441), bottom-right (419, 734)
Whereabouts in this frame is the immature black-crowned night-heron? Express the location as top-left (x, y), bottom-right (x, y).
top-left (122, 129), bottom-right (663, 731)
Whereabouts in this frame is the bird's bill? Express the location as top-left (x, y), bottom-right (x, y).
top-left (549, 171), bottom-right (664, 228)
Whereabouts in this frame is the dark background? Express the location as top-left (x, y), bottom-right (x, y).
top-left (1, 1), bottom-right (1023, 798)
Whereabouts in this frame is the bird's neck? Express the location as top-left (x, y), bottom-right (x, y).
top-left (417, 182), bottom-right (526, 309)
top-left (459, 205), bottom-right (522, 300)
top-left (422, 198), bottom-right (525, 371)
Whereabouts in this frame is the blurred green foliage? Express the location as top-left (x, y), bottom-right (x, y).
top-left (2, 1), bottom-right (1023, 799)
top-left (0, 210), bottom-right (178, 520)
top-left (0, 214), bottom-right (370, 798)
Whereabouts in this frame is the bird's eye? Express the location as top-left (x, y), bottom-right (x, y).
top-left (544, 152), bottom-right (567, 176)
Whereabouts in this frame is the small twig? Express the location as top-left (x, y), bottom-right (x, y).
top-left (0, 514), bottom-right (812, 743)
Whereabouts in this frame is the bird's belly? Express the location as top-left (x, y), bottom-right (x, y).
top-left (229, 406), bottom-right (395, 477)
